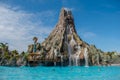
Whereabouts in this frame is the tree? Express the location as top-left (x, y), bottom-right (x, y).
top-left (11, 50), bottom-right (19, 56)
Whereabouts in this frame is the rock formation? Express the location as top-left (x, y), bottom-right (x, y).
top-left (27, 8), bottom-right (101, 66)
top-left (40, 8), bottom-right (89, 66)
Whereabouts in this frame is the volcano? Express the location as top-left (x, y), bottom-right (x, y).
top-left (27, 8), bottom-right (109, 66)
top-left (40, 8), bottom-right (100, 66)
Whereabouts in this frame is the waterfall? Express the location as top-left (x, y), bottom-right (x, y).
top-left (54, 48), bottom-right (57, 66)
top-left (65, 24), bottom-right (73, 66)
top-left (70, 35), bottom-right (77, 47)
top-left (75, 45), bottom-right (81, 66)
top-left (61, 55), bottom-right (63, 66)
top-left (75, 55), bottom-right (79, 66)
top-left (68, 35), bottom-right (76, 66)
top-left (84, 48), bottom-right (89, 67)
top-left (68, 43), bottom-right (72, 66)
top-left (65, 23), bottom-right (77, 66)
top-left (97, 53), bottom-right (100, 65)
top-left (65, 40), bottom-right (72, 66)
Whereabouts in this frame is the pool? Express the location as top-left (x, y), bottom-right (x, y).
top-left (0, 66), bottom-right (120, 80)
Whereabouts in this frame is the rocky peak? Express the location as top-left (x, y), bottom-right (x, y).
top-left (58, 8), bottom-right (73, 24)
top-left (57, 8), bottom-right (76, 33)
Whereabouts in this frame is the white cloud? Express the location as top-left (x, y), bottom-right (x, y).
top-left (83, 32), bottom-right (96, 39)
top-left (63, 7), bottom-right (75, 12)
top-left (0, 4), bottom-right (54, 53)
top-left (61, 0), bottom-right (75, 11)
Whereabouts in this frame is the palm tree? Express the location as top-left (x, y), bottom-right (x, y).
top-left (33, 37), bottom-right (38, 53)
top-left (33, 37), bottom-right (38, 43)
top-left (0, 43), bottom-right (5, 49)
top-left (0, 43), bottom-right (8, 52)
top-left (11, 50), bottom-right (19, 56)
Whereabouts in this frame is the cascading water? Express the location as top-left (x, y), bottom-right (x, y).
top-left (97, 53), bottom-right (100, 65)
top-left (75, 45), bottom-right (81, 66)
top-left (65, 24), bottom-right (73, 66)
top-left (69, 34), bottom-right (78, 66)
top-left (65, 10), bottom-right (77, 66)
top-left (65, 41), bottom-right (72, 66)
top-left (68, 43), bottom-right (72, 66)
top-left (84, 47), bottom-right (89, 67)
top-left (61, 55), bottom-right (63, 66)
top-left (75, 54), bottom-right (79, 66)
top-left (54, 49), bottom-right (57, 66)
top-left (70, 35), bottom-right (77, 47)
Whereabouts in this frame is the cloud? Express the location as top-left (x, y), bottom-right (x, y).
top-left (61, 0), bottom-right (75, 11)
top-left (83, 32), bottom-right (96, 39)
top-left (63, 7), bottom-right (75, 12)
top-left (0, 4), bottom-right (54, 53)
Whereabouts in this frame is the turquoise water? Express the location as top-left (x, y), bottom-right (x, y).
top-left (0, 66), bottom-right (120, 80)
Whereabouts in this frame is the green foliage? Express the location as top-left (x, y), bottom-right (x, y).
top-left (106, 51), bottom-right (117, 59)
top-left (0, 42), bottom-right (29, 66)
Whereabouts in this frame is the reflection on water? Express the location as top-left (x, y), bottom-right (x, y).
top-left (0, 66), bottom-right (120, 80)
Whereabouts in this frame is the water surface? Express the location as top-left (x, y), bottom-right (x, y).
top-left (0, 66), bottom-right (120, 80)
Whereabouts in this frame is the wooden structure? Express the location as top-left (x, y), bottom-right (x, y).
top-left (27, 52), bottom-right (61, 66)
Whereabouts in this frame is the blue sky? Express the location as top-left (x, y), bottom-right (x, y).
top-left (0, 0), bottom-right (120, 53)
